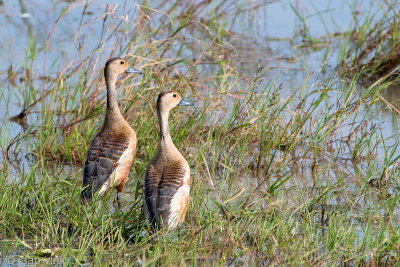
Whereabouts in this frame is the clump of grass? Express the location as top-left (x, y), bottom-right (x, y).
top-left (340, 0), bottom-right (400, 79)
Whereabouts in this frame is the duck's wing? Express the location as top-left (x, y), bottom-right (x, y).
top-left (144, 163), bottom-right (162, 228)
top-left (144, 161), bottom-right (186, 229)
top-left (81, 133), bottom-right (129, 203)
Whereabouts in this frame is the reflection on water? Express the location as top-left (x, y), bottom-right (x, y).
top-left (382, 83), bottom-right (400, 112)
top-left (376, 83), bottom-right (400, 145)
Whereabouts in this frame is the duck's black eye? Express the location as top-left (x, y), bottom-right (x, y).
top-left (120, 60), bottom-right (125, 65)
top-left (173, 94), bottom-right (177, 97)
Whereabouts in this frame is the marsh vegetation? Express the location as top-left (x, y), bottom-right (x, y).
top-left (1, 0), bottom-right (400, 265)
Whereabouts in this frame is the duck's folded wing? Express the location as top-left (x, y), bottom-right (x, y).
top-left (81, 134), bottom-right (129, 202)
top-left (144, 162), bottom-right (186, 228)
top-left (158, 165), bottom-right (186, 227)
top-left (144, 163), bottom-right (162, 227)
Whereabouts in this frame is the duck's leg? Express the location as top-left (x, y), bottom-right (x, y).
top-left (116, 193), bottom-right (121, 209)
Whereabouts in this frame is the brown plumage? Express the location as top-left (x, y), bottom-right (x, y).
top-left (81, 57), bottom-right (142, 206)
top-left (144, 91), bottom-right (193, 230)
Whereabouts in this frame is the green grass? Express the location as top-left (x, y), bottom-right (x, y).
top-left (1, 0), bottom-right (400, 265)
top-left (339, 0), bottom-right (400, 80)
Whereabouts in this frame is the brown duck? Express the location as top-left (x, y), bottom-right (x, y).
top-left (144, 91), bottom-right (193, 230)
top-left (81, 57), bottom-right (142, 207)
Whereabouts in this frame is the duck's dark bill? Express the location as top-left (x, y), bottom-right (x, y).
top-left (178, 99), bottom-right (194, 106)
top-left (126, 67), bottom-right (142, 74)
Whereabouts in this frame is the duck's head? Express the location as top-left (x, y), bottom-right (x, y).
top-left (157, 90), bottom-right (193, 113)
top-left (104, 57), bottom-right (142, 78)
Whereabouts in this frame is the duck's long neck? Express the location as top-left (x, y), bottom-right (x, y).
top-left (158, 109), bottom-right (173, 145)
top-left (104, 73), bottom-right (124, 129)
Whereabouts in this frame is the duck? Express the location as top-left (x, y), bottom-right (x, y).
top-left (143, 90), bottom-right (193, 230)
top-left (81, 57), bottom-right (142, 208)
